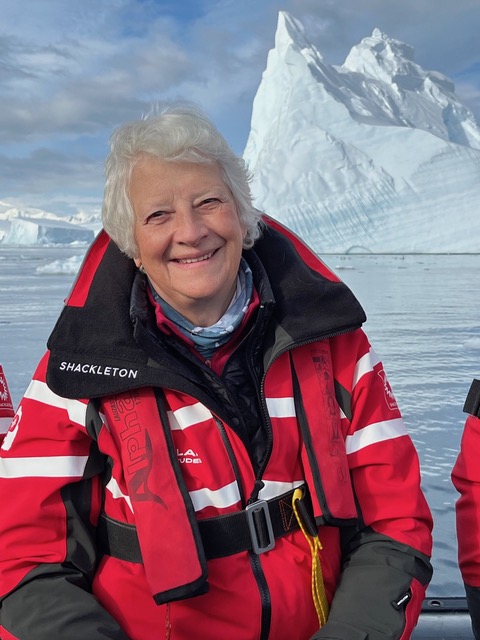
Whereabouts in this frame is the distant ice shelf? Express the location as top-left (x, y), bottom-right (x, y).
top-left (3, 216), bottom-right (94, 246)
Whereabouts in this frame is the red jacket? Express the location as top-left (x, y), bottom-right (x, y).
top-left (0, 220), bottom-right (432, 640)
top-left (453, 412), bottom-right (480, 587)
top-left (452, 381), bottom-right (480, 638)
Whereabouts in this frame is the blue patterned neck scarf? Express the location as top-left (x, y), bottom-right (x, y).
top-left (149, 258), bottom-right (253, 358)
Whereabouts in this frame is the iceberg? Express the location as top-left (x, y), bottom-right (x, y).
top-left (3, 216), bottom-right (94, 246)
top-left (244, 12), bottom-right (480, 254)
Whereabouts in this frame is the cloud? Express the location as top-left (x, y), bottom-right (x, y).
top-left (0, 2), bottom-right (268, 144)
top-left (0, 146), bottom-right (104, 217)
top-left (0, 0), bottom-right (478, 214)
top-left (290, 0), bottom-right (480, 80)
top-left (0, 147), bottom-right (102, 192)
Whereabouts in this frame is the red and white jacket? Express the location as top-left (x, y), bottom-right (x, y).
top-left (452, 381), bottom-right (480, 638)
top-left (0, 219), bottom-right (433, 640)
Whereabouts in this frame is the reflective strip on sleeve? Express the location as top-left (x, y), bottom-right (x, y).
top-left (23, 380), bottom-right (87, 427)
top-left (0, 455), bottom-right (89, 478)
top-left (352, 347), bottom-right (381, 388)
top-left (345, 418), bottom-right (407, 454)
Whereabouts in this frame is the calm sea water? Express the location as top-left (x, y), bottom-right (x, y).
top-left (331, 253), bottom-right (480, 597)
top-left (1, 246), bottom-right (479, 596)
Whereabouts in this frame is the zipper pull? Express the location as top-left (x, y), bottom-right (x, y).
top-left (248, 479), bottom-right (265, 504)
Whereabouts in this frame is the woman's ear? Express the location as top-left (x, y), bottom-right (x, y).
top-left (134, 257), bottom-right (142, 269)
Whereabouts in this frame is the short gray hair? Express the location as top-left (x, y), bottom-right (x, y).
top-left (102, 103), bottom-right (263, 258)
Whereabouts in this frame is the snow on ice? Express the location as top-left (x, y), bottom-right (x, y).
top-left (243, 12), bottom-right (480, 254)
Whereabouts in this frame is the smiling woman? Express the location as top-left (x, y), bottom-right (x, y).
top-left (0, 103), bottom-right (433, 640)
top-left (130, 158), bottom-right (246, 326)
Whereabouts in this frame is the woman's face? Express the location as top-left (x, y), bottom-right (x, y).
top-left (130, 156), bottom-right (246, 327)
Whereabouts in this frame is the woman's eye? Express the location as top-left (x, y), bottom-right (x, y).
top-left (146, 211), bottom-right (166, 223)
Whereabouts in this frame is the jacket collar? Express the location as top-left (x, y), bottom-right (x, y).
top-left (46, 221), bottom-right (365, 399)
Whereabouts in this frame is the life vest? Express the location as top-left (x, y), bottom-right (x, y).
top-left (92, 339), bottom-right (358, 604)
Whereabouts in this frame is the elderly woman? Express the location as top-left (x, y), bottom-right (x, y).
top-left (0, 105), bottom-right (432, 640)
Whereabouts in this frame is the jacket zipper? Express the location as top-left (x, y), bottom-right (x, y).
top-left (209, 375), bottom-right (272, 640)
top-left (139, 304), bottom-right (361, 639)
top-left (244, 311), bottom-right (362, 639)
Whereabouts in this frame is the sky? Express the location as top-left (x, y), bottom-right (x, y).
top-left (1, 0), bottom-right (479, 217)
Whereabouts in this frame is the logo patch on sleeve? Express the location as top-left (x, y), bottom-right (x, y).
top-left (377, 370), bottom-right (398, 410)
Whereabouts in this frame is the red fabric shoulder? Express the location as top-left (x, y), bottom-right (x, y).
top-left (262, 215), bottom-right (341, 283)
top-left (66, 231), bottom-right (110, 308)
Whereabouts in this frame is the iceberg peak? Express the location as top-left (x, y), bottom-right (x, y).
top-left (243, 11), bottom-right (480, 254)
top-left (274, 10), bottom-right (324, 63)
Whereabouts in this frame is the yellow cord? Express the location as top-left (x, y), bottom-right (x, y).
top-left (292, 488), bottom-right (329, 627)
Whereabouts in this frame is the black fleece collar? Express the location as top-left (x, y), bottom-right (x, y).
top-left (46, 224), bottom-right (365, 400)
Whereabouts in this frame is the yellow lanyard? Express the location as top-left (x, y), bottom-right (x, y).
top-left (292, 488), bottom-right (329, 627)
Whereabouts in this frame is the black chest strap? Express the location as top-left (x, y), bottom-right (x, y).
top-left (96, 484), bottom-right (313, 564)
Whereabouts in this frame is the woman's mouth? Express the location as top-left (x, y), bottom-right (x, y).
top-left (175, 249), bottom-right (216, 264)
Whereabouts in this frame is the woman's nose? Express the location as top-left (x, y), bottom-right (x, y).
top-left (174, 206), bottom-right (208, 244)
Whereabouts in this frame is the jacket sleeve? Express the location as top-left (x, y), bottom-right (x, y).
top-left (465, 584), bottom-right (480, 640)
top-left (452, 411), bottom-right (480, 640)
top-left (0, 353), bottom-right (129, 640)
top-left (311, 330), bottom-right (433, 640)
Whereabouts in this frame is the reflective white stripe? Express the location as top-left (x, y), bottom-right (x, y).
top-left (189, 481), bottom-right (241, 512)
top-left (23, 380), bottom-right (87, 427)
top-left (106, 477), bottom-right (133, 513)
top-left (168, 403), bottom-right (213, 431)
top-left (0, 416), bottom-right (13, 434)
top-left (0, 455), bottom-right (88, 478)
top-left (266, 397), bottom-right (296, 418)
top-left (258, 479), bottom-right (304, 501)
top-left (352, 347), bottom-right (381, 388)
top-left (345, 418), bottom-right (407, 455)
top-left (340, 408), bottom-right (347, 420)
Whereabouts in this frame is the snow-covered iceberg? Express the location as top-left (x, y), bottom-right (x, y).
top-left (244, 12), bottom-right (480, 254)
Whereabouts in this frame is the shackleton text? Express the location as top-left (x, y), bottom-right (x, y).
top-left (59, 362), bottom-right (138, 379)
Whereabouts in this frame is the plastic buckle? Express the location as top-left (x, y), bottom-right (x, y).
top-left (245, 499), bottom-right (275, 554)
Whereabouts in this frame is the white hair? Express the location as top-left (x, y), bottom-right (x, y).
top-left (102, 103), bottom-right (263, 258)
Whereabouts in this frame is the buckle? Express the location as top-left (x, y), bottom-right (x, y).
top-left (245, 499), bottom-right (275, 554)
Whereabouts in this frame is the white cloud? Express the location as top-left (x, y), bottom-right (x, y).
top-left (0, 0), bottom-right (478, 215)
